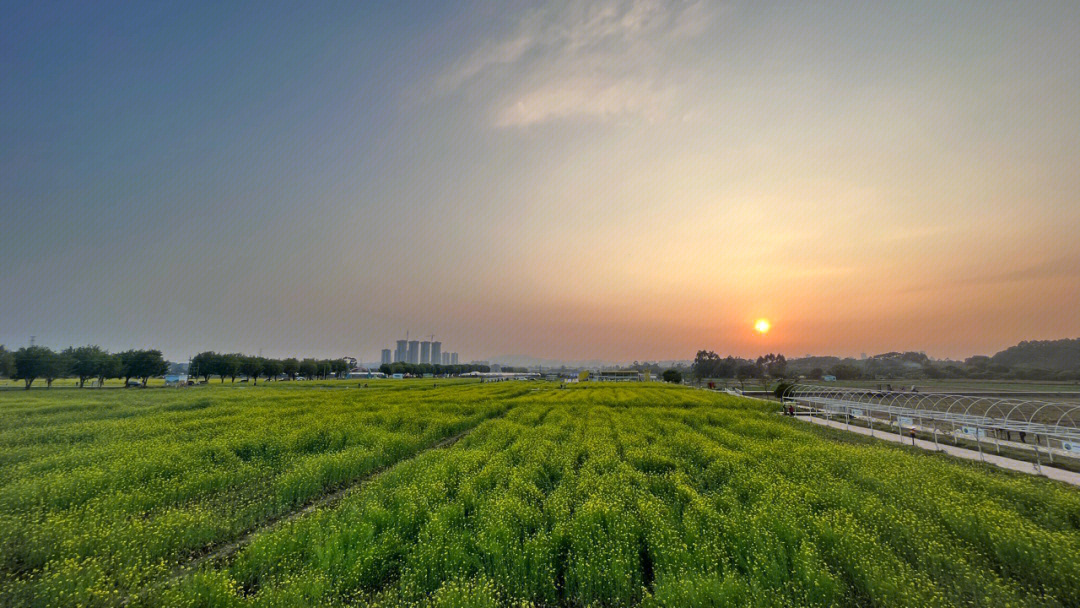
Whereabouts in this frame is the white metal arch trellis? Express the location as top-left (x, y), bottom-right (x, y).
top-left (783, 383), bottom-right (1080, 466)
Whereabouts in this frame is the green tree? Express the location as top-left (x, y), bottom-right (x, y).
top-left (221, 353), bottom-right (242, 383)
top-left (282, 358), bottom-right (299, 380)
top-left (68, 345), bottom-right (108, 388)
top-left (44, 349), bottom-right (71, 388)
top-left (318, 360), bottom-right (332, 380)
top-left (737, 362), bottom-right (762, 379)
top-left (118, 350), bottom-right (139, 386)
top-left (13, 346), bottom-right (55, 389)
top-left (332, 358), bottom-right (349, 378)
top-left (0, 345), bottom-right (12, 378)
top-left (262, 359), bottom-right (283, 382)
top-left (661, 369), bottom-right (682, 383)
top-left (756, 353), bottom-right (787, 378)
top-left (774, 381), bottom-right (795, 399)
top-left (121, 350), bottom-right (168, 386)
top-left (299, 358), bottom-right (318, 380)
top-left (190, 351), bottom-right (218, 383)
top-left (96, 353), bottom-right (122, 388)
top-left (692, 350), bottom-right (720, 381)
top-left (828, 363), bottom-right (862, 380)
top-left (239, 356), bottom-right (263, 385)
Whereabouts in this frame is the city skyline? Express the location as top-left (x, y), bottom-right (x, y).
top-left (3, 2), bottom-right (1078, 363)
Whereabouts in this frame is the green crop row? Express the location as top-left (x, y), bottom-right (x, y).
top-left (0, 382), bottom-right (524, 606)
top-left (140, 385), bottom-right (1080, 608)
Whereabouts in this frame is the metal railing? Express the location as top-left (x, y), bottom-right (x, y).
top-left (782, 383), bottom-right (1080, 470)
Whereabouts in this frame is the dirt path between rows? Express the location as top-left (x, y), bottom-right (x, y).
top-left (121, 416), bottom-right (498, 605)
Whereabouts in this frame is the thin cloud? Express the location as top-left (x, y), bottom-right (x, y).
top-left (493, 77), bottom-right (674, 127)
top-left (439, 0), bottom-right (715, 127)
top-left (437, 34), bottom-right (533, 94)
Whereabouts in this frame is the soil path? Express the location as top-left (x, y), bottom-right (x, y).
top-left (122, 417), bottom-right (496, 605)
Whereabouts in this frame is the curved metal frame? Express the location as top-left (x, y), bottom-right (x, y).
top-left (785, 383), bottom-right (1080, 457)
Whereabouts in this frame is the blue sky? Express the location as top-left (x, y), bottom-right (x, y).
top-left (3, 1), bottom-right (1079, 363)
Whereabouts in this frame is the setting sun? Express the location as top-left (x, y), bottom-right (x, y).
top-left (754, 319), bottom-right (771, 335)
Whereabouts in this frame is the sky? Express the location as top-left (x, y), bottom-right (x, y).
top-left (2, 1), bottom-right (1079, 364)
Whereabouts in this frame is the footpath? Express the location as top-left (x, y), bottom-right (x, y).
top-left (796, 415), bottom-right (1080, 487)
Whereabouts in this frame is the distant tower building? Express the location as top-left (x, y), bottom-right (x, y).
top-left (420, 341), bottom-right (431, 364)
top-left (395, 340), bottom-right (408, 363)
top-left (450, 352), bottom-right (459, 365)
top-left (381, 349), bottom-right (392, 365)
top-left (441, 352), bottom-right (450, 365)
top-left (407, 340), bottom-right (420, 364)
top-left (430, 341), bottom-right (441, 366)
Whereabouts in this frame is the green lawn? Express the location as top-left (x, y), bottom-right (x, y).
top-left (2, 382), bottom-right (1078, 607)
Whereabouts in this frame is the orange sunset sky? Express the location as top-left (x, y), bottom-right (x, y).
top-left (2, 2), bottom-right (1079, 363)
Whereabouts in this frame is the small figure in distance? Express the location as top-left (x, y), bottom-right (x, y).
top-left (1019, 431), bottom-right (1027, 444)
top-left (788, 404), bottom-right (795, 417)
top-left (909, 428), bottom-right (917, 445)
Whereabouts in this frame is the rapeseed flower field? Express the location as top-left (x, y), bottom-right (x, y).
top-left (2, 382), bottom-right (1078, 607)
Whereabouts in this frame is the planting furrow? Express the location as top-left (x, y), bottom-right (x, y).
top-left (0, 384), bottom-right (523, 607)
top-left (121, 417), bottom-right (501, 606)
top-left (6, 384), bottom-right (1080, 607)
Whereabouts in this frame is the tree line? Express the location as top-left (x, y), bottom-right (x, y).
top-left (0, 345), bottom-right (359, 389)
top-left (692, 339), bottom-right (1080, 383)
top-left (189, 352), bottom-right (349, 384)
top-left (691, 350), bottom-right (788, 382)
top-left (378, 362), bottom-right (491, 376)
top-left (0, 345), bottom-right (167, 389)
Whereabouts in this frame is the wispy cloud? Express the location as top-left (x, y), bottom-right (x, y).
top-left (439, 0), bottom-right (715, 127)
top-left (493, 77), bottom-right (675, 127)
top-left (437, 34), bottom-right (533, 94)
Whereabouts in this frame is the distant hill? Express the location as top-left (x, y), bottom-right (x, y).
top-left (787, 356), bottom-right (842, 373)
top-left (989, 338), bottom-right (1080, 372)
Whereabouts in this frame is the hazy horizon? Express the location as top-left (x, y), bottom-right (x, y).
top-left (4, 1), bottom-right (1079, 364)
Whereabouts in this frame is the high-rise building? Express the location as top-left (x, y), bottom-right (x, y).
top-left (450, 352), bottom-right (459, 365)
top-left (395, 340), bottom-right (408, 363)
top-left (381, 349), bottom-right (392, 365)
top-left (430, 341), bottom-right (441, 366)
top-left (420, 341), bottom-right (431, 364)
top-left (441, 352), bottom-right (450, 365)
top-left (407, 340), bottom-right (420, 364)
